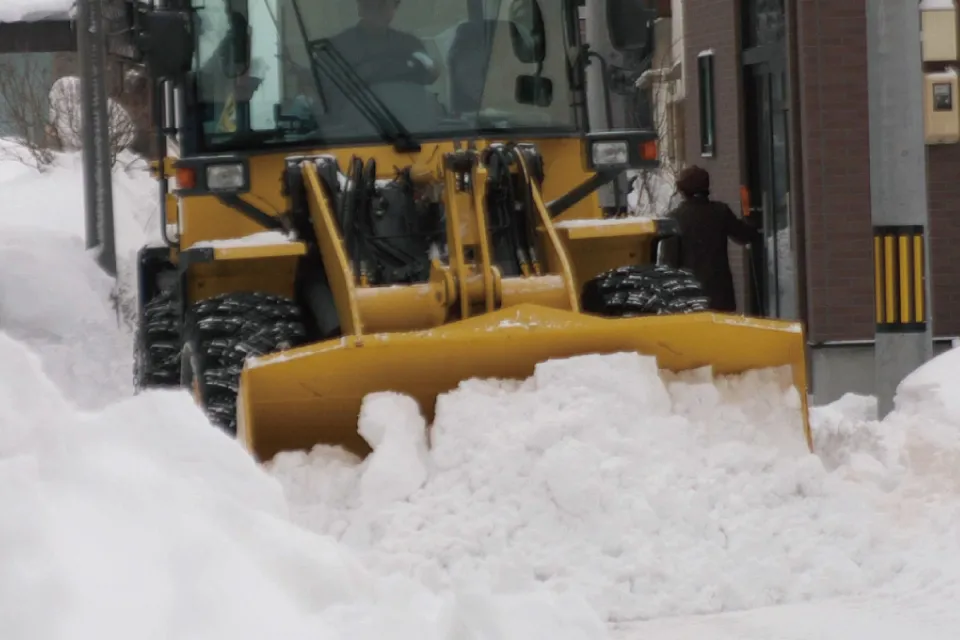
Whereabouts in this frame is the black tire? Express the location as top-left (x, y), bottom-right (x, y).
top-left (180, 292), bottom-right (307, 436)
top-left (133, 288), bottom-right (181, 390)
top-left (581, 264), bottom-right (711, 317)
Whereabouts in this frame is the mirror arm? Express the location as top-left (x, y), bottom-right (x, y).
top-left (584, 48), bottom-right (615, 133)
top-left (547, 170), bottom-right (620, 218)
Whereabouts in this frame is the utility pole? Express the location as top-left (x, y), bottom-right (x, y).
top-left (866, 0), bottom-right (933, 417)
top-left (77, 0), bottom-right (118, 277)
top-left (584, 0), bottom-right (629, 215)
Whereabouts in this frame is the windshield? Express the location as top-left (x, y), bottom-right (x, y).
top-left (191, 0), bottom-right (581, 152)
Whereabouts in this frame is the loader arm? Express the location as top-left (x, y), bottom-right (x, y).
top-left (234, 150), bottom-right (813, 463)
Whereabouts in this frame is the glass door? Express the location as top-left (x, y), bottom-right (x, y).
top-left (747, 60), bottom-right (798, 320)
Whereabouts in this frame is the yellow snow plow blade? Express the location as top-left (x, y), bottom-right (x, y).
top-left (236, 304), bottom-right (811, 463)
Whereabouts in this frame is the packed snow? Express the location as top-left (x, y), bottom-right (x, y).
top-left (5, 139), bottom-right (960, 639)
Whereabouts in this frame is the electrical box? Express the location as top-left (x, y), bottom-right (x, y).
top-left (921, 0), bottom-right (959, 62)
top-left (924, 70), bottom-right (960, 144)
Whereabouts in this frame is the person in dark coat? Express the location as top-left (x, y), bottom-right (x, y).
top-left (659, 166), bottom-right (761, 313)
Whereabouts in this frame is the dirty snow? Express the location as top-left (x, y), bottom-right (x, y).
top-left (5, 139), bottom-right (960, 639)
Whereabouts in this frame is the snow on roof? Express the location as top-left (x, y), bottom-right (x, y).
top-left (0, 0), bottom-right (76, 23)
top-left (920, 0), bottom-right (955, 9)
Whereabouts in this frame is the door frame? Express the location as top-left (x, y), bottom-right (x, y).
top-left (742, 51), bottom-right (800, 320)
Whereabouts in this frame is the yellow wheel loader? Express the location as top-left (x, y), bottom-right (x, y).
top-left (120, 0), bottom-right (812, 463)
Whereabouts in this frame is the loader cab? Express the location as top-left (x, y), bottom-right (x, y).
top-left (182, 0), bottom-right (592, 155)
top-left (131, 0), bottom-right (661, 161)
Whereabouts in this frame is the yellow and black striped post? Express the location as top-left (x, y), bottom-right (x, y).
top-left (873, 225), bottom-right (927, 333)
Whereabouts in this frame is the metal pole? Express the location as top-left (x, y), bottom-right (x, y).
top-left (584, 0), bottom-right (628, 215)
top-left (866, 0), bottom-right (933, 417)
top-left (77, 0), bottom-right (99, 251)
top-left (77, 0), bottom-right (118, 277)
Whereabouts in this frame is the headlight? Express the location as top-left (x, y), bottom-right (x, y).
top-left (584, 130), bottom-right (660, 171)
top-left (206, 163), bottom-right (245, 191)
top-left (591, 141), bottom-right (629, 168)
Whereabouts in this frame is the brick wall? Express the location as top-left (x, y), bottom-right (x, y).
top-left (682, 0), bottom-right (960, 339)
top-left (795, 0), bottom-right (960, 340)
top-left (927, 146), bottom-right (960, 336)
top-left (794, 0), bottom-right (873, 341)
top-left (682, 0), bottom-right (749, 310)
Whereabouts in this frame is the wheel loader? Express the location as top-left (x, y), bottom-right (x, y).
top-left (119, 0), bottom-right (812, 463)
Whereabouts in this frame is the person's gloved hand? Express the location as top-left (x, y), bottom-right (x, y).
top-left (406, 51), bottom-right (440, 84)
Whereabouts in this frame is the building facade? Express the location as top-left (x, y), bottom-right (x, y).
top-left (679, 0), bottom-right (960, 403)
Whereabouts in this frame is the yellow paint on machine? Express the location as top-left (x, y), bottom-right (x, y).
top-left (166, 137), bottom-right (811, 465)
top-left (236, 305), bottom-right (812, 463)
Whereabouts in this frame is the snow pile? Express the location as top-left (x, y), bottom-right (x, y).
top-left (0, 332), bottom-right (608, 640)
top-left (269, 352), bottom-right (936, 623)
top-left (0, 147), bottom-right (158, 409)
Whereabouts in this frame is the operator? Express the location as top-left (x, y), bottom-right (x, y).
top-left (327, 0), bottom-right (441, 86)
top-left (659, 166), bottom-right (761, 313)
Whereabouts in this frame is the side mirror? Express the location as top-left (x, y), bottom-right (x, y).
top-left (606, 0), bottom-right (657, 52)
top-left (136, 10), bottom-right (195, 79)
top-left (509, 0), bottom-right (546, 63)
top-left (516, 75), bottom-right (553, 107)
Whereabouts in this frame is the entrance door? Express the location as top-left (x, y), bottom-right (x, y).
top-left (744, 60), bottom-right (798, 320)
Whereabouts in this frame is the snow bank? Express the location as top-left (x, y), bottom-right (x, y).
top-left (0, 332), bottom-right (608, 640)
top-left (272, 354), bottom-right (892, 622)
top-left (266, 347), bottom-right (960, 630)
top-left (0, 144), bottom-right (158, 409)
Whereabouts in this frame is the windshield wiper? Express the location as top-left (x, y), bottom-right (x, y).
top-left (306, 39), bottom-right (422, 153)
top-left (286, 0), bottom-right (419, 153)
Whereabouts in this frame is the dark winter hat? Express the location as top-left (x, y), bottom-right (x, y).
top-left (676, 165), bottom-right (710, 197)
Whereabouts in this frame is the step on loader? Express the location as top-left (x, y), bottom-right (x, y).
top-left (118, 0), bottom-right (812, 462)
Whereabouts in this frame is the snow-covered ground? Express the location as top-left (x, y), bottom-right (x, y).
top-left (3, 142), bottom-right (960, 639)
top-left (0, 144), bottom-right (157, 408)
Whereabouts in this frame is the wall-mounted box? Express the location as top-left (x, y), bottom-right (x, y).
top-left (924, 70), bottom-right (960, 144)
top-left (921, 0), bottom-right (959, 62)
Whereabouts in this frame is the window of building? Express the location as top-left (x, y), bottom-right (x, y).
top-left (698, 51), bottom-right (716, 156)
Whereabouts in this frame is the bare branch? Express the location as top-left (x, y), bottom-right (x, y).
top-left (629, 27), bottom-right (687, 218)
top-left (0, 54), bottom-right (57, 170)
top-left (48, 74), bottom-right (138, 167)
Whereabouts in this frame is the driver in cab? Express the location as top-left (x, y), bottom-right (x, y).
top-left (328, 0), bottom-right (441, 86)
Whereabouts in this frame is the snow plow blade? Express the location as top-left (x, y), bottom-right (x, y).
top-left (236, 304), bottom-right (811, 462)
